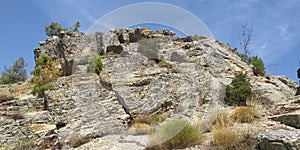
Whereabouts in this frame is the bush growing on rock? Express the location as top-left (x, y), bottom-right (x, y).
top-left (250, 56), bottom-right (265, 76)
top-left (86, 55), bottom-right (103, 75)
top-left (225, 73), bottom-right (252, 106)
top-left (239, 53), bottom-right (250, 63)
top-left (45, 22), bottom-right (67, 37)
top-left (296, 87), bottom-right (300, 96)
top-left (30, 55), bottom-right (60, 110)
top-left (0, 57), bottom-right (27, 84)
top-left (71, 21), bottom-right (81, 32)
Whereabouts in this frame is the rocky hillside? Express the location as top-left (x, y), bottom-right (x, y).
top-left (0, 28), bottom-right (299, 149)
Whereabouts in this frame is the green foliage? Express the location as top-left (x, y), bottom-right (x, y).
top-left (71, 21), bottom-right (81, 32)
top-left (0, 57), bottom-right (27, 84)
top-left (30, 55), bottom-right (60, 97)
top-left (45, 22), bottom-right (67, 37)
top-left (147, 119), bottom-right (202, 149)
top-left (250, 56), bottom-right (265, 76)
top-left (191, 34), bottom-right (205, 41)
top-left (19, 138), bottom-right (37, 149)
top-left (86, 55), bottom-right (103, 75)
top-left (239, 53), bottom-right (250, 63)
top-left (296, 87), bottom-right (300, 96)
top-left (225, 73), bottom-right (252, 106)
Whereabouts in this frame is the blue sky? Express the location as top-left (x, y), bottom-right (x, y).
top-left (0, 0), bottom-right (299, 81)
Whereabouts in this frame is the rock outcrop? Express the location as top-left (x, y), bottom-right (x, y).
top-left (257, 129), bottom-right (300, 150)
top-left (1, 28), bottom-right (299, 149)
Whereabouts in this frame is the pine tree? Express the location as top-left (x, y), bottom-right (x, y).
top-left (30, 55), bottom-right (60, 110)
top-left (0, 57), bottom-right (27, 84)
top-left (71, 21), bottom-right (81, 32)
top-left (45, 22), bottom-right (67, 37)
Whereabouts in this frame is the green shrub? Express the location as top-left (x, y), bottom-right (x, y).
top-left (20, 138), bottom-right (37, 149)
top-left (71, 21), bottom-right (81, 32)
top-left (45, 22), bottom-right (67, 37)
top-left (296, 87), bottom-right (300, 96)
top-left (30, 55), bottom-right (60, 110)
top-left (225, 73), bottom-right (252, 106)
top-left (147, 119), bottom-right (202, 149)
top-left (0, 57), bottom-right (27, 84)
top-left (250, 56), bottom-right (265, 76)
top-left (86, 55), bottom-right (103, 75)
top-left (239, 53), bottom-right (250, 63)
top-left (30, 55), bottom-right (60, 98)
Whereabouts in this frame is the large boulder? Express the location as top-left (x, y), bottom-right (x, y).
top-left (270, 113), bottom-right (300, 129)
top-left (257, 129), bottom-right (300, 150)
top-left (46, 74), bottom-right (129, 149)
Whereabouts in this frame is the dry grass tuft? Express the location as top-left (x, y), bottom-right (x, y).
top-left (158, 60), bottom-right (171, 68)
top-left (211, 126), bottom-right (242, 149)
top-left (147, 119), bottom-right (202, 150)
top-left (129, 123), bottom-right (150, 135)
top-left (213, 111), bottom-right (233, 129)
top-left (67, 135), bottom-right (91, 148)
top-left (231, 106), bottom-right (261, 123)
top-left (133, 114), bottom-right (167, 125)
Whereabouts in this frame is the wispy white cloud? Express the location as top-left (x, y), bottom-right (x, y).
top-left (64, 0), bottom-right (97, 23)
top-left (276, 24), bottom-right (295, 41)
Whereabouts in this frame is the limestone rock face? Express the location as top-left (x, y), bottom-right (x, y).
top-left (34, 31), bottom-right (84, 75)
top-left (46, 74), bottom-right (129, 149)
top-left (270, 114), bottom-right (300, 129)
top-left (257, 129), bottom-right (300, 150)
top-left (1, 28), bottom-right (299, 149)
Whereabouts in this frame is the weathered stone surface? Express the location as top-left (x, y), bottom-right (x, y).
top-left (75, 135), bottom-right (146, 150)
top-left (270, 113), bottom-right (300, 129)
top-left (1, 28), bottom-right (299, 149)
top-left (46, 74), bottom-right (129, 149)
top-left (34, 31), bottom-right (84, 75)
top-left (257, 129), bottom-right (300, 150)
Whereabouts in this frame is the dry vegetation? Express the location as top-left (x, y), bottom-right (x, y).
top-left (231, 106), bottom-right (261, 123)
top-left (157, 60), bottom-right (171, 68)
top-left (212, 126), bottom-right (243, 149)
top-left (67, 135), bottom-right (92, 148)
top-left (0, 93), bottom-right (15, 103)
top-left (132, 114), bottom-right (168, 125)
top-left (128, 123), bottom-right (150, 135)
top-left (147, 119), bottom-right (202, 150)
top-left (210, 106), bottom-right (261, 150)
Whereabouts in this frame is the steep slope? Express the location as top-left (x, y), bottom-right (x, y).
top-left (0, 28), bottom-right (299, 149)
